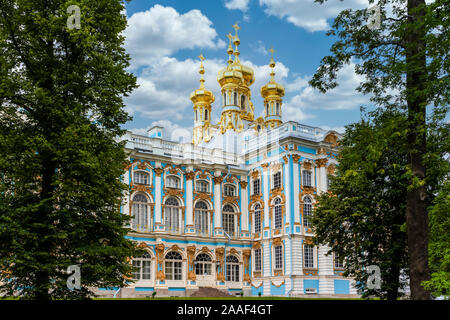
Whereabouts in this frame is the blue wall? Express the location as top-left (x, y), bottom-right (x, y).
top-left (270, 283), bottom-right (285, 296)
top-left (303, 280), bottom-right (319, 293)
top-left (334, 280), bottom-right (350, 294)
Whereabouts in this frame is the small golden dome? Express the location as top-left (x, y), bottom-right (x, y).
top-left (191, 54), bottom-right (215, 104)
top-left (261, 49), bottom-right (284, 98)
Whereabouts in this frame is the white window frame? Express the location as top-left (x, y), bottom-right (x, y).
top-left (302, 170), bottom-right (312, 187)
top-left (131, 193), bottom-right (150, 231)
top-left (164, 197), bottom-right (180, 234)
top-left (165, 251), bottom-right (183, 281)
top-left (304, 245), bottom-right (315, 268)
top-left (196, 180), bottom-right (209, 193)
top-left (303, 196), bottom-right (313, 228)
top-left (274, 245), bottom-right (283, 270)
top-left (272, 171), bottom-right (281, 189)
top-left (134, 171), bottom-right (150, 185)
top-left (225, 255), bottom-right (240, 282)
top-left (253, 178), bottom-right (260, 195)
top-left (224, 184), bottom-right (236, 197)
top-left (166, 175), bottom-right (181, 189)
top-left (254, 204), bottom-right (262, 234)
top-left (132, 252), bottom-right (152, 281)
top-left (274, 198), bottom-right (282, 230)
top-left (254, 248), bottom-right (262, 272)
top-left (194, 201), bottom-right (209, 236)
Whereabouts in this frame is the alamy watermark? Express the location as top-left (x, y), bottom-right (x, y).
top-left (67, 5), bottom-right (81, 30)
top-left (367, 3), bottom-right (381, 30)
top-left (66, 265), bottom-right (81, 290)
top-left (366, 265), bottom-right (381, 290)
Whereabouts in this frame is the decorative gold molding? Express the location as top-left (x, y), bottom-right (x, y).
top-left (213, 176), bottom-right (224, 184)
top-left (272, 237), bottom-right (282, 247)
top-left (130, 183), bottom-right (153, 194)
top-left (239, 181), bottom-right (248, 189)
top-left (292, 154), bottom-right (301, 163)
top-left (261, 163), bottom-right (269, 171)
top-left (324, 132), bottom-right (338, 147)
top-left (282, 155), bottom-right (289, 164)
top-left (271, 280), bottom-right (285, 287)
top-left (185, 171), bottom-right (195, 180)
top-left (252, 241), bottom-right (261, 249)
top-left (302, 161), bottom-right (312, 170)
top-left (154, 168), bottom-right (163, 176)
top-left (215, 247), bottom-right (225, 281)
top-left (187, 245), bottom-right (196, 281)
top-left (315, 158), bottom-right (328, 167)
top-left (251, 170), bottom-right (260, 180)
top-left (327, 164), bottom-right (336, 175)
top-left (155, 243), bottom-right (165, 281)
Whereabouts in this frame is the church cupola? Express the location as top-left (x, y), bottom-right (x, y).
top-left (261, 48), bottom-right (284, 129)
top-left (217, 23), bottom-right (255, 134)
top-left (190, 54), bottom-right (214, 145)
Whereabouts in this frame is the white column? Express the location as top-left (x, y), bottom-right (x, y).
top-left (154, 164), bottom-right (163, 231)
top-left (283, 156), bottom-right (291, 227)
top-left (240, 180), bottom-right (249, 236)
top-left (185, 169), bottom-right (194, 234)
top-left (292, 156), bottom-right (300, 229)
top-left (213, 171), bottom-right (223, 236)
top-left (262, 164), bottom-right (270, 237)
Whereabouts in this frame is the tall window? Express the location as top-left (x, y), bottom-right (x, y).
top-left (254, 204), bottom-right (261, 233)
top-left (166, 175), bottom-right (180, 189)
top-left (302, 170), bottom-right (312, 187)
top-left (223, 92), bottom-right (227, 106)
top-left (205, 109), bottom-right (208, 121)
top-left (164, 197), bottom-right (179, 233)
top-left (303, 196), bottom-right (312, 228)
top-left (274, 198), bottom-right (282, 229)
top-left (195, 110), bottom-right (198, 121)
top-left (233, 91), bottom-right (237, 105)
top-left (165, 251), bottom-right (182, 280)
top-left (276, 102), bottom-right (280, 115)
top-left (273, 171), bottom-right (281, 189)
top-left (266, 103), bottom-right (269, 115)
top-left (222, 204), bottom-right (235, 237)
top-left (196, 180), bottom-right (209, 193)
top-left (224, 184), bottom-right (236, 196)
top-left (195, 253), bottom-right (212, 276)
top-left (253, 178), bottom-right (260, 195)
top-left (334, 253), bottom-right (344, 269)
top-left (132, 252), bottom-right (152, 280)
top-left (132, 194), bottom-right (149, 231)
top-left (274, 245), bottom-right (283, 270)
top-left (254, 248), bottom-right (262, 272)
top-left (304, 245), bottom-right (314, 268)
top-left (134, 171), bottom-right (149, 185)
top-left (241, 95), bottom-right (246, 110)
top-left (226, 255), bottom-right (239, 282)
top-left (195, 201), bottom-right (209, 236)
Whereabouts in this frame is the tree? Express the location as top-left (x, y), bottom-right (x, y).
top-left (312, 110), bottom-right (410, 300)
top-left (0, 0), bottom-right (142, 299)
top-left (310, 0), bottom-right (449, 299)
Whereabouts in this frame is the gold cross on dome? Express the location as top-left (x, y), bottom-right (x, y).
top-left (232, 22), bottom-right (240, 33)
top-left (198, 53), bottom-right (205, 62)
top-left (269, 47), bottom-right (275, 57)
top-left (226, 33), bottom-right (233, 43)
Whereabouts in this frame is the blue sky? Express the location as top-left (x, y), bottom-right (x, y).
top-left (122, 0), bottom-right (373, 139)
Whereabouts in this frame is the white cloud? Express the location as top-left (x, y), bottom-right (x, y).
top-left (259, 0), bottom-right (368, 32)
top-left (285, 62), bottom-right (370, 113)
top-left (225, 0), bottom-right (251, 12)
top-left (124, 5), bottom-right (225, 69)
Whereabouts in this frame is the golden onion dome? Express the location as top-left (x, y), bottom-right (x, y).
top-left (190, 54), bottom-right (215, 104)
top-left (261, 53), bottom-right (284, 98)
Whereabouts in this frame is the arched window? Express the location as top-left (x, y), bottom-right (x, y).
top-left (223, 92), bottom-right (227, 106)
top-left (132, 252), bottom-right (152, 280)
top-left (166, 175), bottom-right (180, 189)
top-left (195, 110), bottom-right (198, 122)
top-left (241, 95), bottom-right (246, 110)
top-left (303, 196), bottom-right (312, 227)
top-left (226, 255), bottom-right (239, 282)
top-left (274, 198), bottom-right (282, 229)
top-left (132, 194), bottom-right (149, 231)
top-left (254, 204), bottom-right (261, 233)
top-left (266, 103), bottom-right (269, 115)
top-left (204, 109), bottom-right (208, 121)
top-left (233, 91), bottom-right (237, 105)
top-left (165, 251), bottom-right (182, 280)
top-left (195, 253), bottom-right (212, 275)
top-left (165, 197), bottom-right (180, 233)
top-left (222, 204), bottom-right (235, 237)
top-left (224, 184), bottom-right (236, 197)
top-left (196, 180), bottom-right (209, 193)
top-left (195, 201), bottom-right (209, 236)
top-left (276, 102), bottom-right (280, 115)
top-left (273, 171), bottom-right (281, 189)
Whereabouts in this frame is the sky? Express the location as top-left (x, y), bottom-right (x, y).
top-left (121, 0), bottom-right (375, 140)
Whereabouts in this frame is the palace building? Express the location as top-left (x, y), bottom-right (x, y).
top-left (99, 24), bottom-right (358, 298)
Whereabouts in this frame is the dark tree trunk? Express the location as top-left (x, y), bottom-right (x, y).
top-left (405, 0), bottom-right (431, 300)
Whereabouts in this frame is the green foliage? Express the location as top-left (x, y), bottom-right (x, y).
top-left (311, 0), bottom-right (449, 299)
top-left (422, 181), bottom-right (450, 298)
top-left (311, 110), bottom-right (410, 300)
top-left (0, 0), bottom-right (142, 299)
